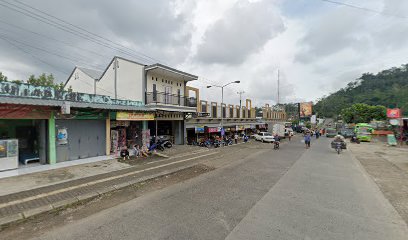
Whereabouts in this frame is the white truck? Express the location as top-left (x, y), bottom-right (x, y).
top-left (271, 123), bottom-right (286, 138)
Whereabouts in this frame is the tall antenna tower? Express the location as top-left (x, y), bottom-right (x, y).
top-left (277, 69), bottom-right (280, 105)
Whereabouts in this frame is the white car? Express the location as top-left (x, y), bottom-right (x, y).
top-left (255, 132), bottom-right (275, 143)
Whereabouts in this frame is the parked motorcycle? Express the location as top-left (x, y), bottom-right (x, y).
top-left (158, 136), bottom-right (172, 148)
top-left (350, 136), bottom-right (360, 144)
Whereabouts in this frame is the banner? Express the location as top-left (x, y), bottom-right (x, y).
top-left (386, 108), bottom-right (401, 118)
top-left (195, 126), bottom-right (205, 133)
top-left (116, 112), bottom-right (155, 121)
top-left (299, 102), bottom-right (313, 117)
top-left (0, 104), bottom-right (52, 119)
top-left (207, 127), bottom-right (219, 133)
top-left (311, 115), bottom-right (317, 124)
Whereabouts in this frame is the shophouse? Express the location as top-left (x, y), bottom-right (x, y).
top-left (0, 81), bottom-right (151, 171)
top-left (65, 57), bottom-right (198, 145)
top-left (185, 98), bottom-right (262, 143)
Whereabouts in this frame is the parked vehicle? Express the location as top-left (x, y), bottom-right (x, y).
top-left (284, 127), bottom-right (294, 137)
top-left (272, 124), bottom-right (286, 138)
top-left (254, 132), bottom-right (275, 142)
top-left (326, 128), bottom-right (337, 138)
top-left (354, 123), bottom-right (373, 142)
top-left (340, 128), bottom-right (354, 138)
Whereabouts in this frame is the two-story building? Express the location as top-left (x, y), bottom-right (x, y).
top-left (65, 56), bottom-right (198, 145)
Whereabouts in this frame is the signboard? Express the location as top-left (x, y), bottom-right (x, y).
top-left (116, 112), bottom-right (155, 121)
top-left (207, 127), bottom-right (219, 133)
top-left (0, 104), bottom-right (52, 119)
top-left (244, 125), bottom-right (251, 129)
top-left (299, 102), bottom-right (313, 117)
top-left (311, 115), bottom-right (317, 124)
top-left (387, 108), bottom-right (401, 118)
top-left (61, 101), bottom-right (71, 114)
top-left (237, 125), bottom-right (245, 131)
top-left (57, 127), bottom-right (68, 145)
top-left (195, 126), bottom-right (205, 133)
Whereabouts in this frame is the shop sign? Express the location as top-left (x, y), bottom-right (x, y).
top-left (56, 109), bottom-right (107, 120)
top-left (0, 104), bottom-right (52, 119)
top-left (237, 125), bottom-right (245, 131)
top-left (387, 108), bottom-right (401, 118)
top-left (195, 126), bottom-right (205, 133)
top-left (111, 121), bottom-right (130, 127)
top-left (207, 127), bottom-right (219, 133)
top-left (116, 112), bottom-right (155, 121)
top-left (244, 124), bottom-right (251, 129)
top-left (57, 127), bottom-right (68, 145)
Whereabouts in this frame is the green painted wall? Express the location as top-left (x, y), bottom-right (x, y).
top-left (48, 111), bottom-right (57, 164)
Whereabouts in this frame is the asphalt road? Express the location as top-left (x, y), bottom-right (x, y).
top-left (30, 138), bottom-right (408, 240)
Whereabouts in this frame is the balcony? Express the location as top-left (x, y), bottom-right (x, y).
top-left (146, 92), bottom-right (197, 108)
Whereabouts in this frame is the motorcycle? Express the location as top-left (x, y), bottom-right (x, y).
top-left (149, 141), bottom-right (164, 152)
top-left (350, 136), bottom-right (360, 144)
top-left (158, 136), bottom-right (172, 148)
top-left (334, 142), bottom-right (342, 154)
top-left (213, 139), bottom-right (221, 148)
top-left (273, 140), bottom-right (280, 150)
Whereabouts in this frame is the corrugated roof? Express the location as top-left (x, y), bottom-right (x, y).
top-left (78, 67), bottom-right (103, 80)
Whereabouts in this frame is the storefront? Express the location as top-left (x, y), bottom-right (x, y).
top-left (149, 112), bottom-right (185, 145)
top-left (111, 111), bottom-right (154, 155)
top-left (55, 109), bottom-right (108, 162)
top-left (0, 104), bottom-right (50, 170)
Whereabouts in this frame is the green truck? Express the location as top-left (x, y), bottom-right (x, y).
top-left (354, 123), bottom-right (373, 142)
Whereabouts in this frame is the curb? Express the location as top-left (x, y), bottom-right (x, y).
top-left (0, 161), bottom-right (201, 230)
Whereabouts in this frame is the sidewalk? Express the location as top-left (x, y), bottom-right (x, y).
top-left (0, 145), bottom-right (216, 228)
top-left (225, 138), bottom-right (408, 240)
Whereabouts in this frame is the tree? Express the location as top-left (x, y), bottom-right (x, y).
top-left (0, 72), bottom-right (8, 82)
top-left (27, 73), bottom-right (65, 91)
top-left (341, 103), bottom-right (386, 124)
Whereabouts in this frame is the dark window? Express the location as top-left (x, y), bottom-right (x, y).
top-left (152, 77), bottom-right (154, 80)
top-left (222, 106), bottom-right (226, 118)
top-left (212, 106), bottom-right (217, 118)
top-left (162, 79), bottom-right (164, 82)
top-left (230, 108), bottom-right (233, 118)
top-left (177, 89), bottom-right (181, 105)
top-left (237, 109), bottom-right (240, 118)
top-left (202, 104), bottom-right (207, 113)
top-left (152, 84), bottom-right (157, 101)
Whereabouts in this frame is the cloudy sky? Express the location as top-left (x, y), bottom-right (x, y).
top-left (1, 0), bottom-right (408, 106)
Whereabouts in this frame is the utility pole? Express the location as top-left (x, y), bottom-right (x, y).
top-left (113, 58), bottom-right (119, 100)
top-left (237, 91), bottom-right (245, 108)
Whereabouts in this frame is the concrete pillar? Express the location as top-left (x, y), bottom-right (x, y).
top-left (106, 118), bottom-right (111, 155)
top-left (142, 120), bottom-right (148, 130)
top-left (48, 111), bottom-right (57, 165)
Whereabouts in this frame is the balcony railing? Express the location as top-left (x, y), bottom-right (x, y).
top-left (146, 91), bottom-right (197, 107)
top-left (0, 82), bottom-right (143, 106)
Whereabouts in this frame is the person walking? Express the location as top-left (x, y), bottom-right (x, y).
top-left (304, 132), bottom-right (311, 149)
top-left (234, 132), bottom-right (238, 144)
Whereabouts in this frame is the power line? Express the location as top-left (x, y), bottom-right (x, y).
top-left (320, 0), bottom-right (408, 19)
top-left (13, 0), bottom-right (162, 64)
top-left (0, 0), bottom-right (156, 64)
top-left (0, 18), bottom-right (108, 59)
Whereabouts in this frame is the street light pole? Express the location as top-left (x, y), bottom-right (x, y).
top-left (207, 81), bottom-right (240, 139)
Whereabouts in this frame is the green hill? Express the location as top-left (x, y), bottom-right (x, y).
top-left (314, 64), bottom-right (408, 118)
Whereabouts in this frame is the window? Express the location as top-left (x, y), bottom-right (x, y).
top-left (222, 106), bottom-right (226, 118)
top-left (152, 76), bottom-right (154, 80)
top-left (177, 89), bottom-right (181, 105)
top-left (162, 79), bottom-right (164, 82)
top-left (202, 104), bottom-right (207, 113)
top-left (212, 106), bottom-right (217, 118)
top-left (152, 84), bottom-right (157, 102)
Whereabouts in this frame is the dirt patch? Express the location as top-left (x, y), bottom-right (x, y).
top-left (0, 164), bottom-right (215, 240)
top-left (349, 142), bottom-right (408, 225)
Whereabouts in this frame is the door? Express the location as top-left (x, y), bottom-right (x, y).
top-left (165, 86), bottom-right (172, 104)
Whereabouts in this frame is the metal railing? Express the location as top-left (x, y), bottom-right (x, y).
top-left (146, 92), bottom-right (197, 107)
top-left (0, 82), bottom-right (143, 106)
